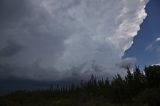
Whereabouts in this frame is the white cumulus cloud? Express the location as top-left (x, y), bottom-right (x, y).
top-left (42, 0), bottom-right (148, 74)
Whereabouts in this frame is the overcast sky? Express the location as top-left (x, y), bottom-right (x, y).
top-left (0, 0), bottom-right (149, 81)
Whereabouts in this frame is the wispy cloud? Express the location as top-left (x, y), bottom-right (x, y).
top-left (145, 37), bottom-right (160, 52)
top-left (156, 37), bottom-right (160, 42)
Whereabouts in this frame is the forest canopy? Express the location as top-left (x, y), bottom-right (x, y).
top-left (0, 65), bottom-right (160, 106)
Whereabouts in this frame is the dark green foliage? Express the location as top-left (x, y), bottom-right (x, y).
top-left (1, 65), bottom-right (160, 106)
top-left (144, 65), bottom-right (160, 87)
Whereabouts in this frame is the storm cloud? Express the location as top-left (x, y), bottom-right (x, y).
top-left (0, 40), bottom-right (25, 58)
top-left (0, 0), bottom-right (148, 80)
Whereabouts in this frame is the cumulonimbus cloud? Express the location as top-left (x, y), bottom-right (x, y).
top-left (0, 0), bottom-right (149, 80)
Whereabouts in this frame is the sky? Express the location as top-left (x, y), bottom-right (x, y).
top-left (0, 0), bottom-right (159, 94)
top-left (124, 0), bottom-right (160, 67)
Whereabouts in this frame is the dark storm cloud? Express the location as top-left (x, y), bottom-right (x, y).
top-left (0, 62), bottom-right (61, 80)
top-left (0, 0), bottom-right (148, 81)
top-left (0, 0), bottom-right (32, 29)
top-left (0, 64), bottom-right (13, 78)
top-left (0, 40), bottom-right (24, 58)
top-left (0, 0), bottom-right (70, 81)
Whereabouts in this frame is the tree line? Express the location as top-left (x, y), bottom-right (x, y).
top-left (0, 65), bottom-right (160, 106)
